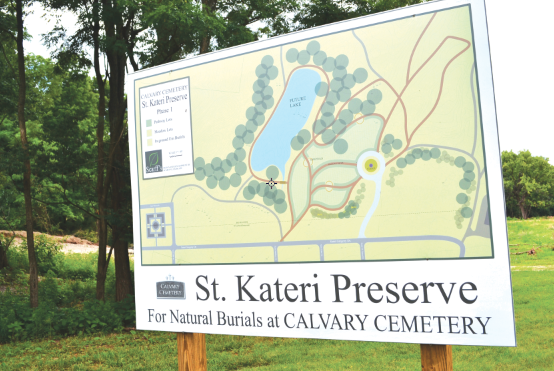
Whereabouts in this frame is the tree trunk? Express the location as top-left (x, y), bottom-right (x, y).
top-left (0, 231), bottom-right (13, 270)
top-left (16, 0), bottom-right (39, 308)
top-left (109, 145), bottom-right (133, 302)
top-left (111, 139), bottom-right (133, 301)
top-left (93, 0), bottom-right (109, 301)
top-left (114, 237), bottom-right (133, 301)
top-left (0, 241), bottom-right (8, 270)
top-left (200, 35), bottom-right (211, 54)
top-left (200, 0), bottom-right (217, 54)
top-left (519, 203), bottom-right (528, 220)
top-left (105, 18), bottom-right (133, 301)
top-left (518, 194), bottom-right (528, 219)
top-left (95, 216), bottom-right (108, 301)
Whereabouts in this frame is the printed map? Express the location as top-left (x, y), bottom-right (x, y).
top-left (134, 5), bottom-right (493, 265)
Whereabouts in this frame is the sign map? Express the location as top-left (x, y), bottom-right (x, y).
top-left (134, 5), bottom-right (493, 266)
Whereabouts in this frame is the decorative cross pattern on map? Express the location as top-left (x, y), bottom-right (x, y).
top-left (146, 213), bottom-right (166, 239)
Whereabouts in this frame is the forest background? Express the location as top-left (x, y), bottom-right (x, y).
top-left (0, 0), bottom-right (553, 343)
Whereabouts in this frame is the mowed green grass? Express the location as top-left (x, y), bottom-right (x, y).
top-left (1, 219), bottom-right (553, 370)
top-left (507, 218), bottom-right (554, 268)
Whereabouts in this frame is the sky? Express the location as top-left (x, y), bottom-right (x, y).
top-left (23, 0), bottom-right (554, 164)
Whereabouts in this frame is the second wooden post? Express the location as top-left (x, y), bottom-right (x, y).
top-left (177, 332), bottom-right (207, 371)
top-left (420, 344), bottom-right (453, 371)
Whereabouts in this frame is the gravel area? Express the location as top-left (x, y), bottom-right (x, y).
top-left (0, 230), bottom-right (134, 255)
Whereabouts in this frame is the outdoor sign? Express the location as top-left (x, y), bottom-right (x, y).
top-left (127, 0), bottom-right (516, 347)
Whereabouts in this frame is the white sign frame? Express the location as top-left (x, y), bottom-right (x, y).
top-left (126, 0), bottom-right (516, 347)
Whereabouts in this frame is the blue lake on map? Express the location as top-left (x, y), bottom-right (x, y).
top-left (251, 69), bottom-right (321, 179)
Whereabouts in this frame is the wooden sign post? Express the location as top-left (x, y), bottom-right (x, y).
top-left (177, 332), bottom-right (207, 371)
top-left (176, 337), bottom-right (452, 371)
top-left (420, 344), bottom-right (453, 371)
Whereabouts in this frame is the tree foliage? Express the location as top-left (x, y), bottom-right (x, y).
top-left (0, 56), bottom-right (100, 233)
top-left (291, 0), bottom-right (423, 30)
top-left (502, 150), bottom-right (554, 219)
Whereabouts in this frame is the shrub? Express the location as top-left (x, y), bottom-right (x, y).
top-left (56, 253), bottom-right (98, 280)
top-left (7, 239), bottom-right (104, 280)
top-left (34, 235), bottom-right (63, 275)
top-left (7, 235), bottom-right (62, 275)
top-left (73, 229), bottom-right (99, 244)
top-left (6, 241), bottom-right (29, 272)
top-left (0, 242), bottom-right (135, 343)
top-left (0, 273), bottom-right (136, 343)
top-left (0, 234), bottom-right (15, 269)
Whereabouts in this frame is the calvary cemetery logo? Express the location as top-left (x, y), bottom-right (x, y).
top-left (145, 150), bottom-right (163, 173)
top-left (156, 275), bottom-right (186, 299)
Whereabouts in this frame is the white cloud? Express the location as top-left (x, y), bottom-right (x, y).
top-left (486, 0), bottom-right (554, 163)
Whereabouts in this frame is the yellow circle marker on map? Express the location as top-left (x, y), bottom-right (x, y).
top-left (357, 151), bottom-right (385, 181)
top-left (355, 113), bottom-right (364, 125)
top-left (325, 181), bottom-right (333, 192)
top-left (364, 158), bottom-right (379, 174)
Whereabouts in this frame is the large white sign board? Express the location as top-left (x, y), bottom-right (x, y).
top-left (127, 0), bottom-right (516, 347)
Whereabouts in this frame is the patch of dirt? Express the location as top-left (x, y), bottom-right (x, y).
top-left (61, 244), bottom-right (134, 255)
top-left (511, 265), bottom-right (554, 271)
top-left (1, 230), bottom-right (97, 245)
top-left (510, 247), bottom-right (538, 256)
top-left (0, 230), bottom-right (134, 255)
top-left (61, 244), bottom-right (102, 254)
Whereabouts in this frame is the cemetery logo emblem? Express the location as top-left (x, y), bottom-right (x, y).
top-left (145, 150), bottom-right (163, 173)
top-left (156, 275), bottom-right (185, 299)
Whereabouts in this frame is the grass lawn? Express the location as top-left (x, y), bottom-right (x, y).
top-left (507, 218), bottom-right (554, 269)
top-left (1, 218), bottom-right (553, 370)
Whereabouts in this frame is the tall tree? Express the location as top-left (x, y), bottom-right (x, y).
top-left (15, 0), bottom-right (39, 308)
top-left (43, 0), bottom-right (135, 300)
top-left (92, 0), bottom-right (110, 301)
top-left (0, 1), bottom-right (20, 265)
top-left (102, 0), bottom-right (136, 301)
top-left (1, 8), bottom-right (29, 270)
top-left (502, 150), bottom-right (554, 219)
top-left (0, 53), bottom-right (101, 267)
top-left (32, 57), bottom-right (99, 232)
top-left (2, 54), bottom-right (100, 235)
